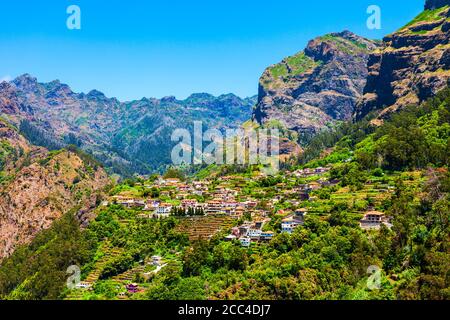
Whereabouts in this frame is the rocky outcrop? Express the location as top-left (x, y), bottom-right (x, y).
top-left (425, 0), bottom-right (450, 10)
top-left (0, 120), bottom-right (110, 260)
top-left (253, 31), bottom-right (379, 138)
top-left (355, 3), bottom-right (450, 120)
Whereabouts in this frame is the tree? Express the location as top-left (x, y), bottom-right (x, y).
top-left (163, 168), bottom-right (186, 181)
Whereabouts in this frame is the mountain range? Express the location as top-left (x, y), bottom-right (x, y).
top-left (1, 1), bottom-right (448, 176)
top-left (0, 77), bottom-right (256, 176)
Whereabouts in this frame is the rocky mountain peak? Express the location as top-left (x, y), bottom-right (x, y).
top-left (87, 89), bottom-right (107, 100)
top-left (253, 31), bottom-right (379, 139)
top-left (186, 93), bottom-right (215, 101)
top-left (425, 0), bottom-right (450, 10)
top-left (0, 74), bottom-right (255, 175)
top-left (161, 95), bottom-right (178, 104)
top-left (12, 74), bottom-right (38, 91)
top-left (44, 80), bottom-right (74, 98)
top-left (305, 31), bottom-right (378, 63)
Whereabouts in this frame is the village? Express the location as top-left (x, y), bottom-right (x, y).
top-left (108, 165), bottom-right (394, 249)
top-left (64, 164), bottom-right (422, 300)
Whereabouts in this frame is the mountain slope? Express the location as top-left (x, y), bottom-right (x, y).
top-left (2, 88), bottom-right (447, 301)
top-left (0, 119), bottom-right (110, 260)
top-left (0, 78), bottom-right (256, 175)
top-left (253, 31), bottom-right (379, 140)
top-left (355, 0), bottom-right (450, 120)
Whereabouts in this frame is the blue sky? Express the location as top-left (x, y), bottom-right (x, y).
top-left (0, 0), bottom-right (424, 101)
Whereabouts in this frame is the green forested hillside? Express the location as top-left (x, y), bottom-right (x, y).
top-left (0, 89), bottom-right (448, 300)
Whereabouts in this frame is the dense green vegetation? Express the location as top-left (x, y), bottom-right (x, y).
top-left (299, 88), bottom-right (450, 172)
top-left (401, 5), bottom-right (449, 30)
top-left (0, 204), bottom-right (188, 300)
top-left (0, 89), bottom-right (448, 300)
top-left (0, 210), bottom-right (95, 300)
top-left (267, 52), bottom-right (320, 86)
top-left (19, 119), bottom-right (64, 151)
top-left (0, 140), bottom-right (17, 185)
top-left (319, 34), bottom-right (370, 54)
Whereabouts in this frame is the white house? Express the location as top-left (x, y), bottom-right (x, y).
top-left (224, 234), bottom-right (237, 242)
top-left (248, 228), bottom-right (262, 239)
top-left (151, 255), bottom-right (163, 266)
top-left (154, 203), bottom-right (172, 218)
top-left (75, 282), bottom-right (92, 290)
top-left (360, 211), bottom-right (392, 230)
top-left (239, 237), bottom-right (251, 247)
top-left (281, 215), bottom-right (304, 234)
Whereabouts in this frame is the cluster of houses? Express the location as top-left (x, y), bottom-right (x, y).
top-left (292, 167), bottom-right (330, 178)
top-left (113, 176), bottom-right (268, 219)
top-left (224, 219), bottom-right (274, 247)
top-left (155, 178), bottom-right (210, 197)
top-left (114, 196), bottom-right (264, 220)
top-left (112, 169), bottom-right (392, 245)
top-left (223, 208), bottom-right (308, 247)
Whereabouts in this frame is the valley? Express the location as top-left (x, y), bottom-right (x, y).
top-left (0, 0), bottom-right (448, 301)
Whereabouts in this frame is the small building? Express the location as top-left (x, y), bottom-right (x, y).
top-left (260, 231), bottom-right (274, 241)
top-left (181, 199), bottom-right (198, 208)
top-left (248, 228), bottom-right (262, 239)
top-left (315, 167), bottom-right (328, 174)
top-left (75, 282), bottom-right (92, 290)
top-left (245, 200), bottom-right (258, 208)
top-left (238, 225), bottom-right (250, 237)
top-left (224, 234), bottom-right (237, 242)
top-left (309, 182), bottom-right (321, 190)
top-left (126, 283), bottom-right (139, 293)
top-left (281, 215), bottom-right (304, 234)
top-left (144, 199), bottom-right (160, 211)
top-left (294, 208), bottom-right (308, 222)
top-left (178, 184), bottom-right (190, 192)
top-left (360, 211), bottom-right (392, 230)
top-left (165, 178), bottom-right (181, 185)
top-left (154, 203), bottom-right (172, 218)
top-left (253, 221), bottom-right (264, 229)
top-left (151, 255), bottom-right (163, 266)
top-left (239, 237), bottom-right (251, 247)
top-left (234, 206), bottom-right (245, 217)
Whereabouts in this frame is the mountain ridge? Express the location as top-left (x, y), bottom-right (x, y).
top-left (253, 30), bottom-right (380, 141)
top-left (355, 1), bottom-right (450, 120)
top-left (0, 75), bottom-right (257, 176)
top-left (0, 118), bottom-right (110, 260)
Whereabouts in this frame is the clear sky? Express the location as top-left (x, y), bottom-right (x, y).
top-left (0, 0), bottom-right (424, 101)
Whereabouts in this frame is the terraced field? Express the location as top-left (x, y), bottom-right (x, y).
top-left (84, 246), bottom-right (125, 283)
top-left (175, 215), bottom-right (236, 241)
top-left (307, 171), bottom-right (424, 215)
top-left (113, 265), bottom-right (146, 282)
top-left (64, 243), bottom-right (125, 300)
top-left (65, 289), bottom-right (86, 301)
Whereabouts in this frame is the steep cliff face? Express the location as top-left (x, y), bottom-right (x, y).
top-left (355, 2), bottom-right (450, 120)
top-left (0, 76), bottom-right (256, 175)
top-left (0, 120), bottom-right (110, 260)
top-left (253, 31), bottom-right (379, 138)
top-left (425, 0), bottom-right (450, 10)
